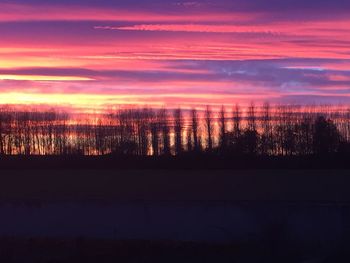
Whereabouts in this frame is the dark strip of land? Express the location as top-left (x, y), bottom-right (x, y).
top-left (0, 237), bottom-right (332, 263)
top-left (0, 154), bottom-right (350, 170)
top-left (0, 169), bottom-right (349, 203)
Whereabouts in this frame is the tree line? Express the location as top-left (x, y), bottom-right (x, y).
top-left (0, 104), bottom-right (349, 156)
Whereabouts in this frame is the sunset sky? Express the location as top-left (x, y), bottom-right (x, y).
top-left (0, 0), bottom-right (350, 111)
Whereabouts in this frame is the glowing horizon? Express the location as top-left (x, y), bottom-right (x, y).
top-left (1, 0), bottom-right (350, 111)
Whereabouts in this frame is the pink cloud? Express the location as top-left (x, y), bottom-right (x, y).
top-left (1, 1), bottom-right (350, 110)
top-left (0, 3), bottom-right (254, 23)
top-left (95, 24), bottom-right (274, 34)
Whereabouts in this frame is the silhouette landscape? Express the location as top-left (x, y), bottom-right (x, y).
top-left (0, 104), bottom-right (349, 158)
top-left (1, 0), bottom-right (350, 262)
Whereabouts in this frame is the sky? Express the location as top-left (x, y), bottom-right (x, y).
top-left (0, 0), bottom-right (350, 111)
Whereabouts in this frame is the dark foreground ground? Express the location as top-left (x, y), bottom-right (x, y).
top-left (2, 237), bottom-right (350, 263)
top-left (1, 169), bottom-right (350, 262)
top-left (0, 169), bottom-right (350, 202)
top-left (1, 154), bottom-right (350, 170)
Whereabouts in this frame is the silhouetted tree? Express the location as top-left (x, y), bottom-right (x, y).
top-left (313, 116), bottom-right (341, 155)
top-left (227, 104), bottom-right (243, 153)
top-left (232, 104), bottom-right (241, 138)
top-left (0, 104), bottom-right (348, 158)
top-left (150, 110), bottom-right (160, 156)
top-left (174, 108), bottom-right (183, 155)
top-left (295, 113), bottom-right (313, 155)
top-left (241, 129), bottom-right (259, 155)
top-left (243, 103), bottom-right (259, 154)
top-left (218, 105), bottom-right (227, 151)
top-left (260, 102), bottom-right (273, 155)
top-left (247, 102), bottom-right (257, 132)
top-left (134, 108), bottom-right (150, 156)
top-left (159, 108), bottom-right (171, 155)
top-left (191, 108), bottom-right (199, 152)
top-left (186, 128), bottom-right (193, 152)
top-left (205, 106), bottom-right (213, 152)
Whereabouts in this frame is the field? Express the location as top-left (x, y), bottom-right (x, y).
top-left (1, 169), bottom-right (350, 262)
top-left (0, 169), bottom-right (350, 202)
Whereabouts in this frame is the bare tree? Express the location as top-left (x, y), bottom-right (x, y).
top-left (218, 105), bottom-right (227, 150)
top-left (232, 104), bottom-right (241, 138)
top-left (260, 102), bottom-right (273, 155)
top-left (247, 102), bottom-right (257, 132)
top-left (159, 108), bottom-right (171, 155)
top-left (186, 128), bottom-right (193, 152)
top-left (0, 103), bottom-right (347, 158)
top-left (191, 108), bottom-right (199, 152)
top-left (150, 110), bottom-right (160, 156)
top-left (205, 106), bottom-right (213, 152)
top-left (174, 108), bottom-right (183, 155)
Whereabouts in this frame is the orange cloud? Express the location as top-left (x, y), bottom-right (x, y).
top-left (1, 2), bottom-right (350, 110)
top-left (0, 75), bottom-right (93, 81)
